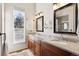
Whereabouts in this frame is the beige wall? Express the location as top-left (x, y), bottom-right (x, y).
top-left (4, 3), bottom-right (36, 53)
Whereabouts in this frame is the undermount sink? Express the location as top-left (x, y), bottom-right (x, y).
top-left (50, 40), bottom-right (68, 45)
top-left (56, 41), bottom-right (68, 45)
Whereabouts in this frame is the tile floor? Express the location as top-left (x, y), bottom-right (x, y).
top-left (8, 49), bottom-right (34, 56)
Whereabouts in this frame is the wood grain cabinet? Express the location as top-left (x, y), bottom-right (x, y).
top-left (41, 41), bottom-right (73, 56)
top-left (28, 35), bottom-right (76, 56)
top-left (28, 36), bottom-right (35, 54)
top-left (34, 39), bottom-right (41, 56)
top-left (28, 36), bottom-right (41, 55)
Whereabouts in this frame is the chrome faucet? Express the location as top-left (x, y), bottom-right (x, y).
top-left (60, 34), bottom-right (64, 41)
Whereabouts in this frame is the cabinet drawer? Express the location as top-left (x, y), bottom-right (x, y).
top-left (41, 46), bottom-right (57, 56)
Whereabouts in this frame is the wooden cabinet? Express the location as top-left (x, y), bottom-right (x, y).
top-left (41, 41), bottom-right (72, 56)
top-left (28, 36), bottom-right (41, 55)
top-left (28, 38), bottom-right (32, 49)
top-left (28, 35), bottom-right (76, 56)
top-left (34, 39), bottom-right (41, 56)
top-left (28, 36), bottom-right (35, 54)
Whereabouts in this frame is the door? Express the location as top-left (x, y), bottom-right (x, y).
top-left (0, 4), bottom-right (6, 56)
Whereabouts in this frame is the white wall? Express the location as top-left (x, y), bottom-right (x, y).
top-left (36, 3), bottom-right (53, 36)
top-left (35, 3), bottom-right (77, 41)
top-left (4, 3), bottom-right (36, 53)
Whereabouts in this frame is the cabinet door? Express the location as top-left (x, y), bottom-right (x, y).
top-left (28, 37), bottom-right (35, 54)
top-left (31, 41), bottom-right (35, 54)
top-left (41, 46), bottom-right (56, 56)
top-left (41, 42), bottom-right (71, 56)
top-left (28, 38), bottom-right (32, 49)
top-left (34, 40), bottom-right (41, 56)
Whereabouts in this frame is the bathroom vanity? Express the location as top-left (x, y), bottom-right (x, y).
top-left (41, 41), bottom-right (72, 56)
top-left (28, 35), bottom-right (78, 56)
top-left (27, 3), bottom-right (79, 56)
top-left (28, 35), bottom-right (41, 56)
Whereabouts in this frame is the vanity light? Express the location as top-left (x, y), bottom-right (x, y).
top-left (53, 3), bottom-right (69, 10)
top-left (35, 12), bottom-right (43, 18)
top-left (53, 3), bottom-right (59, 10)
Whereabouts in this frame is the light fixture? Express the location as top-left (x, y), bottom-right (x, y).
top-left (53, 3), bottom-right (59, 10)
top-left (35, 12), bottom-right (43, 18)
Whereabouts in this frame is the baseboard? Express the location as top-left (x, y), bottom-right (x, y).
top-left (9, 48), bottom-right (28, 54)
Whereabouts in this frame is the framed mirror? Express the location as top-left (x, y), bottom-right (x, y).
top-left (36, 16), bottom-right (44, 32)
top-left (54, 3), bottom-right (78, 34)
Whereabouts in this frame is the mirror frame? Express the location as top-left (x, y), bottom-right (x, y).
top-left (36, 16), bottom-right (44, 32)
top-left (54, 3), bottom-right (78, 34)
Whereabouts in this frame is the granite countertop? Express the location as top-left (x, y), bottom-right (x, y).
top-left (29, 34), bottom-right (79, 55)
